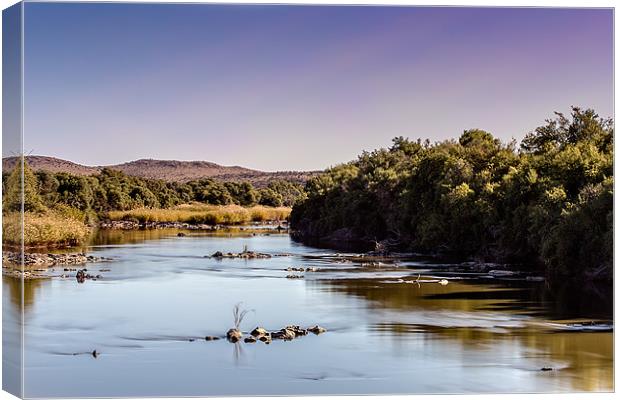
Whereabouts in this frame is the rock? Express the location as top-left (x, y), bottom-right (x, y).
top-left (226, 328), bottom-right (242, 343)
top-left (91, 350), bottom-right (98, 358)
top-left (308, 325), bottom-right (327, 335)
top-left (285, 325), bottom-right (308, 337)
top-left (76, 269), bottom-right (86, 283)
top-left (211, 250), bottom-right (271, 259)
top-left (540, 367), bottom-right (553, 371)
top-left (438, 279), bottom-right (449, 286)
top-left (251, 327), bottom-right (268, 337)
top-left (244, 337), bottom-right (256, 343)
top-left (205, 336), bottom-right (220, 341)
top-left (177, 232), bottom-right (186, 237)
top-left (271, 328), bottom-right (296, 341)
top-left (286, 274), bottom-right (304, 279)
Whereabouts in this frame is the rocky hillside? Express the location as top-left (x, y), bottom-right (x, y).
top-left (2, 156), bottom-right (318, 186)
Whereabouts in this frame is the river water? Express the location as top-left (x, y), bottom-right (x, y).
top-left (3, 228), bottom-right (613, 397)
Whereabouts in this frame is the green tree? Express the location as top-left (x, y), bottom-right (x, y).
top-left (3, 159), bottom-right (45, 212)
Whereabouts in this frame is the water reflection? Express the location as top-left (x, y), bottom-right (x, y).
top-left (5, 228), bottom-right (613, 396)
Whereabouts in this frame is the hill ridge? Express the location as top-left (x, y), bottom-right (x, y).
top-left (2, 155), bottom-right (318, 187)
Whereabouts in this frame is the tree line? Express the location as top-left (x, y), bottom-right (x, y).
top-left (290, 107), bottom-right (613, 279)
top-left (3, 165), bottom-right (307, 214)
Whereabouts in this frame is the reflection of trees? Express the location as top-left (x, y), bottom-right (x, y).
top-left (3, 276), bottom-right (44, 312)
top-left (309, 277), bottom-right (613, 391)
top-left (91, 228), bottom-right (262, 246)
top-left (309, 278), bottom-right (522, 314)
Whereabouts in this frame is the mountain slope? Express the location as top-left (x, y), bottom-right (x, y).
top-left (2, 156), bottom-right (318, 186)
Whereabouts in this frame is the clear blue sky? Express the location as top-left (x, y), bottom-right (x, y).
top-left (15, 4), bottom-right (614, 171)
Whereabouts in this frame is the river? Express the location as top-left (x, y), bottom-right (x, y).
top-left (2, 227), bottom-right (613, 397)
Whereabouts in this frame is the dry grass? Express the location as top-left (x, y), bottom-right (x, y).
top-left (3, 210), bottom-right (92, 247)
top-left (107, 204), bottom-right (291, 225)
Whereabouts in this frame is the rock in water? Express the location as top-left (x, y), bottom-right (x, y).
top-left (251, 327), bottom-right (268, 337)
top-left (244, 337), bottom-right (256, 343)
top-left (204, 336), bottom-right (220, 341)
top-left (271, 328), bottom-right (296, 341)
top-left (308, 325), bottom-right (327, 335)
top-left (285, 325), bottom-right (308, 337)
top-left (226, 328), bottom-right (242, 343)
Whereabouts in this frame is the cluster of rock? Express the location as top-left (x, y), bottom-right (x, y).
top-left (3, 251), bottom-right (109, 267)
top-left (225, 325), bottom-right (326, 344)
top-left (286, 274), bottom-right (304, 279)
top-left (286, 266), bottom-right (317, 272)
top-left (2, 269), bottom-right (48, 279)
top-left (100, 220), bottom-right (219, 230)
top-left (210, 250), bottom-right (271, 259)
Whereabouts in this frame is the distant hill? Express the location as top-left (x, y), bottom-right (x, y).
top-left (2, 156), bottom-right (319, 187)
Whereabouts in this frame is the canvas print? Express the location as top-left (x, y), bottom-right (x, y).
top-left (1, 2), bottom-right (614, 398)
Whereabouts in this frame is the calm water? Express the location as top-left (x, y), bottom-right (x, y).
top-left (3, 229), bottom-right (613, 397)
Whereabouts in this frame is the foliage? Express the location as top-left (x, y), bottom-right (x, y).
top-left (291, 107), bottom-right (613, 279)
top-left (3, 160), bottom-right (45, 212)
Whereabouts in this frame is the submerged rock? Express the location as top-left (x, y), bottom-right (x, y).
top-left (204, 336), bottom-right (220, 341)
top-left (244, 337), bottom-right (256, 343)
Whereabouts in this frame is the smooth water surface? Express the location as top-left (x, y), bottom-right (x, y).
top-left (4, 229), bottom-right (613, 397)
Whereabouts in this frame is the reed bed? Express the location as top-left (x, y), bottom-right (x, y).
top-left (107, 204), bottom-right (291, 225)
top-left (3, 210), bottom-right (92, 247)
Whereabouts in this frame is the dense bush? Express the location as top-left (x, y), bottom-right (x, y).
top-left (2, 165), bottom-right (307, 214)
top-left (291, 107), bottom-right (613, 278)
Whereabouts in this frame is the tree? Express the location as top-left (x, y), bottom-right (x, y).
top-left (3, 159), bottom-right (45, 212)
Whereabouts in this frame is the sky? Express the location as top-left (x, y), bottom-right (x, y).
top-left (7, 3), bottom-right (614, 171)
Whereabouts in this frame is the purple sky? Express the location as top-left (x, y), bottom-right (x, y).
top-left (16, 4), bottom-right (614, 171)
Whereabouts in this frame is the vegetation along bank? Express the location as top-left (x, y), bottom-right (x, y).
top-left (290, 107), bottom-right (613, 280)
